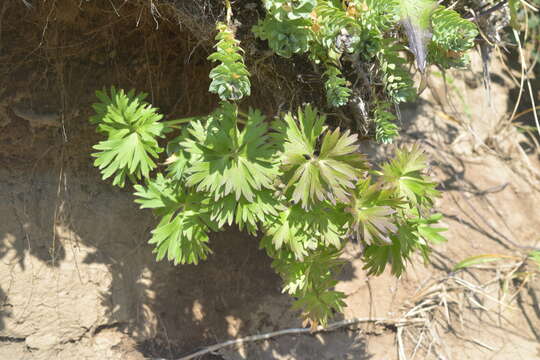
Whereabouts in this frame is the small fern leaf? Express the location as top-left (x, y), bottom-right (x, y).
top-left (208, 23), bottom-right (251, 101)
top-left (324, 66), bottom-right (351, 107)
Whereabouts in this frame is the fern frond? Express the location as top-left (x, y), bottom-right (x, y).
top-left (324, 66), bottom-right (352, 107)
top-left (376, 40), bottom-right (416, 104)
top-left (208, 23), bottom-right (251, 101)
top-left (431, 6), bottom-right (478, 53)
top-left (361, 0), bottom-right (400, 33)
top-left (373, 101), bottom-right (399, 143)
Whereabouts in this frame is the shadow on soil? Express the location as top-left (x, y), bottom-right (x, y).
top-left (0, 168), bottom-right (370, 359)
top-left (0, 2), bottom-right (372, 359)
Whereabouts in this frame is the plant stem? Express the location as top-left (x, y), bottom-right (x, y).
top-left (162, 117), bottom-right (196, 127)
top-left (237, 109), bottom-right (250, 119)
top-left (224, 0), bottom-right (233, 25)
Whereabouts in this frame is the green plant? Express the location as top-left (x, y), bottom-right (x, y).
top-left (253, 0), bottom-right (478, 143)
top-left (208, 22), bottom-right (251, 101)
top-left (88, 2), bottom-right (481, 326)
top-left (91, 92), bottom-right (445, 326)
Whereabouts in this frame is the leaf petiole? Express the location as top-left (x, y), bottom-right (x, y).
top-left (162, 117), bottom-right (196, 127)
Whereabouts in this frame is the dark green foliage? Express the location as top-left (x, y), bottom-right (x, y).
top-left (253, 0), bottom-right (315, 58)
top-left (431, 6), bottom-right (478, 52)
top-left (324, 66), bottom-right (352, 107)
top-left (373, 101), bottom-right (400, 143)
top-left (253, 0), bottom-right (478, 146)
top-left (376, 40), bottom-right (417, 104)
top-left (428, 6), bottom-right (478, 69)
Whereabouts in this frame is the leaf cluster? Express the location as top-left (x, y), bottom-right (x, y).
top-left (87, 0), bottom-right (479, 327)
top-left (427, 6), bottom-right (479, 69)
top-left (90, 87), bottom-right (166, 187)
top-left (253, 0), bottom-right (478, 144)
top-left (91, 85), bottom-right (446, 325)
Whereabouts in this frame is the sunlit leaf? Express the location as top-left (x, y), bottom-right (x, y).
top-left (90, 87), bottom-right (165, 187)
top-left (277, 105), bottom-right (367, 209)
top-left (134, 174), bottom-right (217, 265)
top-left (182, 103), bottom-right (278, 202)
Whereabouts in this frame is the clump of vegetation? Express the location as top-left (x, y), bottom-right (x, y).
top-left (89, 0), bottom-right (480, 326)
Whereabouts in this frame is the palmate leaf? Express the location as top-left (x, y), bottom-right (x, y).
top-left (261, 202), bottom-right (347, 260)
top-left (261, 205), bottom-right (319, 260)
top-left (164, 130), bottom-right (192, 182)
top-left (361, 207), bottom-right (446, 276)
top-left (210, 191), bottom-right (280, 235)
top-left (181, 103), bottom-right (278, 202)
top-left (91, 87), bottom-right (165, 187)
top-left (270, 247), bottom-right (345, 327)
top-left (363, 239), bottom-right (403, 275)
top-left (133, 173), bottom-right (182, 216)
top-left (348, 178), bottom-right (404, 245)
top-left (277, 105), bottom-right (367, 209)
top-left (413, 213), bottom-right (447, 244)
top-left (363, 222), bottom-right (421, 276)
top-left (134, 174), bottom-right (216, 265)
top-left (90, 86), bottom-right (148, 127)
top-left (381, 144), bottom-right (439, 206)
top-left (293, 288), bottom-right (346, 328)
top-left (150, 209), bottom-right (213, 265)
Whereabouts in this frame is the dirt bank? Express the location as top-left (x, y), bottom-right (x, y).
top-left (1, 1), bottom-right (539, 359)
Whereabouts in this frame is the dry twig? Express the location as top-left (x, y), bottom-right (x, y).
top-left (161, 317), bottom-right (425, 360)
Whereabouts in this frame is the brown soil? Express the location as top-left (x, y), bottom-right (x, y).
top-left (1, 1), bottom-right (540, 360)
